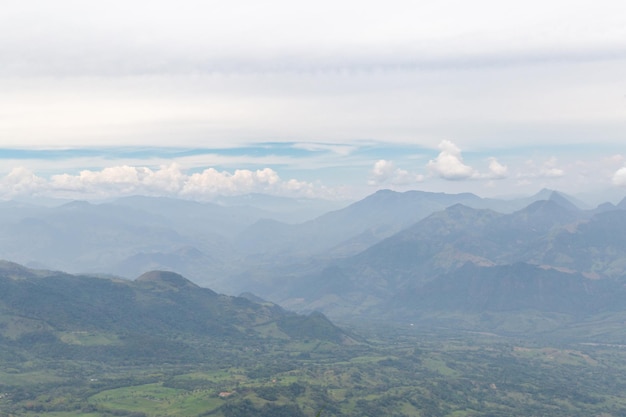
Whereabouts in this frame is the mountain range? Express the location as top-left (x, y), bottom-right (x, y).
top-left (2, 188), bottom-right (626, 338)
top-left (0, 188), bottom-right (600, 286)
top-left (243, 192), bottom-right (626, 333)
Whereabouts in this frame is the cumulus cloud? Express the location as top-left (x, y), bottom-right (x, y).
top-left (369, 160), bottom-right (396, 184)
top-left (0, 167), bottom-right (47, 197)
top-left (424, 141), bottom-right (509, 181)
top-left (487, 157), bottom-right (508, 179)
top-left (427, 140), bottom-right (476, 180)
top-left (612, 167), bottom-right (626, 187)
top-left (0, 165), bottom-right (339, 201)
top-left (182, 168), bottom-right (280, 197)
top-left (368, 160), bottom-right (424, 186)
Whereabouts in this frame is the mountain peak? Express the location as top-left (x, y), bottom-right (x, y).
top-left (528, 189), bottom-right (582, 211)
top-left (546, 191), bottom-right (581, 211)
top-left (136, 270), bottom-right (199, 289)
top-left (521, 199), bottom-right (569, 216)
top-left (533, 188), bottom-right (556, 200)
top-left (0, 260), bottom-right (50, 280)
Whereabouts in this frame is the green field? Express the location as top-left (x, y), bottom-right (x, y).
top-left (4, 324), bottom-right (626, 417)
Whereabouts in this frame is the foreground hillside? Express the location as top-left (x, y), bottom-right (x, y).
top-left (0, 261), bottom-right (350, 366)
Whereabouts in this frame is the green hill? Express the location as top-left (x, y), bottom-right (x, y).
top-left (0, 262), bottom-right (350, 364)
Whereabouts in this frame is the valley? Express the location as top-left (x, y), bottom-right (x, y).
top-left (3, 322), bottom-right (626, 417)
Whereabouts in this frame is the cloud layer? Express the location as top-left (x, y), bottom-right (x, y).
top-left (0, 165), bottom-right (339, 201)
top-left (2, 1), bottom-right (626, 150)
top-left (3, 1), bottom-right (626, 77)
top-left (1, 141), bottom-right (625, 203)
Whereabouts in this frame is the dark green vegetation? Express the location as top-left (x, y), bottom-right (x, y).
top-left (3, 318), bottom-right (626, 416)
top-left (0, 262), bottom-right (349, 355)
top-left (2, 263), bottom-right (626, 416)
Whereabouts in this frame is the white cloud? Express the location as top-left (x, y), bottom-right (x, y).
top-left (427, 140), bottom-right (476, 180)
top-left (182, 168), bottom-right (281, 197)
top-left (487, 158), bottom-right (508, 179)
top-left (425, 142), bottom-right (509, 181)
top-left (0, 167), bottom-right (46, 198)
top-left (369, 160), bottom-right (396, 184)
top-left (612, 167), bottom-right (626, 187)
top-left (368, 160), bottom-right (424, 186)
top-left (540, 157), bottom-right (565, 178)
top-left (48, 165), bottom-right (192, 198)
top-left (0, 165), bottom-right (341, 201)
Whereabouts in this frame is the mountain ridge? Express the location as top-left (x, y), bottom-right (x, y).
top-left (0, 263), bottom-right (352, 363)
top-left (252, 197), bottom-right (626, 331)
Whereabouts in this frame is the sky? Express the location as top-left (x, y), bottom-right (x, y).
top-left (1, 0), bottom-right (626, 204)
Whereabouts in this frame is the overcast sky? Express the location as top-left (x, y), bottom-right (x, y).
top-left (1, 0), bottom-right (626, 203)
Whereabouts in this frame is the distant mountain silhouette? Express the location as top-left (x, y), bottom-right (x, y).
top-left (262, 199), bottom-right (626, 329)
top-left (0, 188), bottom-right (623, 309)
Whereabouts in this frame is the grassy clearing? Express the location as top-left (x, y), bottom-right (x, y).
top-left (421, 356), bottom-right (458, 377)
top-left (90, 383), bottom-right (224, 416)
